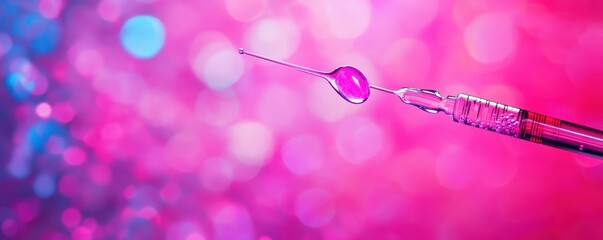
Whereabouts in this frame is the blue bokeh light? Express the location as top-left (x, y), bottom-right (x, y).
top-left (7, 143), bottom-right (32, 179)
top-left (5, 73), bottom-right (33, 100)
top-left (120, 15), bottom-right (165, 59)
top-left (11, 13), bottom-right (60, 54)
top-left (31, 19), bottom-right (60, 54)
top-left (33, 173), bottom-right (55, 198)
top-left (27, 120), bottom-right (64, 151)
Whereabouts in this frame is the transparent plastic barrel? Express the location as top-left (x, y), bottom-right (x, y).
top-left (452, 94), bottom-right (603, 159)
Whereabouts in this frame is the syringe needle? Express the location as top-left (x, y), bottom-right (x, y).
top-left (369, 85), bottom-right (396, 94)
top-left (238, 47), bottom-right (371, 104)
top-left (238, 48), bottom-right (327, 77)
top-left (370, 86), bottom-right (457, 114)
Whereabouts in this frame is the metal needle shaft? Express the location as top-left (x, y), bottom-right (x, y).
top-left (369, 85), bottom-right (396, 94)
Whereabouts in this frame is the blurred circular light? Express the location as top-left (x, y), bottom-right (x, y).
top-left (62, 208), bottom-right (82, 228)
top-left (53, 103), bottom-right (75, 123)
top-left (166, 221), bottom-right (206, 240)
top-left (94, 71), bottom-right (147, 105)
top-left (39, 0), bottom-right (64, 19)
top-left (14, 200), bottom-right (39, 222)
top-left (199, 158), bottom-right (234, 192)
top-left (13, 12), bottom-right (61, 54)
top-left (6, 73), bottom-right (33, 100)
top-left (88, 164), bottom-right (112, 186)
top-left (228, 121), bottom-right (273, 166)
top-left (0, 33), bottom-right (12, 57)
top-left (159, 3), bottom-right (201, 39)
top-left (101, 123), bottom-right (123, 141)
top-left (35, 102), bottom-right (52, 119)
top-left (13, 13), bottom-right (61, 54)
top-left (230, 162), bottom-right (264, 182)
top-left (137, 90), bottom-right (181, 126)
top-left (81, 219), bottom-right (97, 232)
top-left (46, 135), bottom-right (66, 154)
top-left (160, 182), bottom-right (182, 204)
top-left (33, 173), bottom-right (55, 198)
top-left (282, 134), bottom-right (324, 175)
top-left (245, 19), bottom-right (300, 59)
top-left (295, 188), bottom-right (335, 228)
top-left (336, 117), bottom-right (384, 164)
top-left (383, 38), bottom-right (431, 84)
top-left (6, 58), bottom-right (49, 99)
top-left (566, 27), bottom-right (603, 84)
top-left (483, 85), bottom-right (522, 107)
top-left (464, 13), bottom-right (517, 64)
top-left (185, 233), bottom-right (205, 240)
top-left (2, 219), bottom-right (18, 237)
top-left (97, 0), bottom-right (122, 22)
top-left (74, 49), bottom-right (104, 78)
top-left (58, 174), bottom-right (79, 197)
top-left (307, 80), bottom-right (355, 122)
top-left (165, 132), bottom-right (203, 172)
top-left (7, 146), bottom-right (32, 179)
top-left (63, 147), bottom-right (87, 166)
top-left (225, 0), bottom-right (267, 22)
top-left (326, 0), bottom-right (371, 39)
top-left (394, 0), bottom-right (439, 34)
top-left (71, 226), bottom-right (92, 240)
top-left (195, 90), bottom-right (240, 126)
top-left (138, 206), bottom-right (158, 220)
top-left (257, 85), bottom-right (301, 129)
top-left (211, 204), bottom-right (254, 240)
top-left (189, 33), bottom-right (245, 90)
top-left (120, 15), bottom-right (165, 59)
top-left (202, 49), bottom-right (244, 90)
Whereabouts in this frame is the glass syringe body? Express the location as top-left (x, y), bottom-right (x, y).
top-left (451, 94), bottom-right (603, 159)
top-left (387, 87), bottom-right (603, 159)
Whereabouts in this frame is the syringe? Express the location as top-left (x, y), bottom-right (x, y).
top-left (238, 48), bottom-right (603, 159)
top-left (370, 86), bottom-right (603, 159)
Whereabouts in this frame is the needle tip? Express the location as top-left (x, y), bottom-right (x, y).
top-left (238, 48), bottom-right (245, 54)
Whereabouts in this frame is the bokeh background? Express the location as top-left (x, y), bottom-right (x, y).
top-left (2, 0), bottom-right (603, 239)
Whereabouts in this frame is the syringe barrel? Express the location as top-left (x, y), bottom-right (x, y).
top-left (451, 93), bottom-right (603, 159)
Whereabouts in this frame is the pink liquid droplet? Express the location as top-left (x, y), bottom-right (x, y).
top-left (238, 48), bottom-right (370, 104)
top-left (328, 66), bottom-right (370, 104)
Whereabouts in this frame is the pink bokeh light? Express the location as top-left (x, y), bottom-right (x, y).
top-left (2, 0), bottom-right (603, 239)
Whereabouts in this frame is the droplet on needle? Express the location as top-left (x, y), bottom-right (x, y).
top-left (238, 48), bottom-right (370, 104)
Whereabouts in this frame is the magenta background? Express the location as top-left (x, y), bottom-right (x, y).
top-left (2, 0), bottom-right (603, 239)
